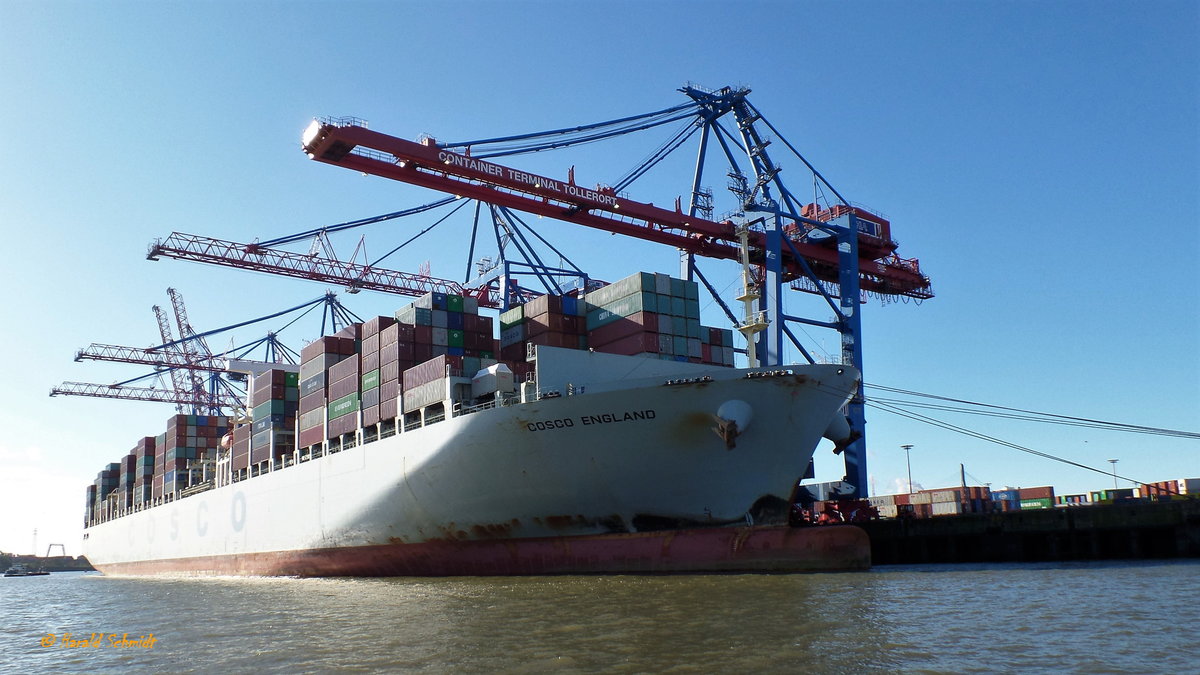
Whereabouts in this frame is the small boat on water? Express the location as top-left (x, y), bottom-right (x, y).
top-left (3, 564), bottom-right (50, 577)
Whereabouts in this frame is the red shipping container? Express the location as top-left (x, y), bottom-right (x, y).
top-left (298, 426), bottom-right (324, 449)
top-left (380, 322), bottom-right (400, 346)
top-left (362, 333), bottom-right (380, 355)
top-left (381, 360), bottom-right (401, 383)
top-left (1018, 486), bottom-right (1055, 500)
top-left (363, 315), bottom-right (396, 338)
top-left (526, 312), bottom-right (570, 338)
top-left (464, 314), bottom-right (494, 335)
top-left (524, 293), bottom-right (563, 317)
top-left (588, 313), bottom-right (658, 346)
top-left (333, 323), bottom-right (362, 341)
top-left (499, 343), bottom-right (524, 362)
top-left (362, 405), bottom-right (380, 427)
top-left (301, 336), bottom-right (356, 362)
top-left (362, 351), bottom-right (380, 372)
top-left (380, 342), bottom-right (399, 364)
top-left (414, 343), bottom-right (433, 363)
top-left (381, 397), bottom-right (399, 420)
top-left (592, 331), bottom-right (659, 356)
top-left (414, 325), bottom-right (434, 344)
top-left (526, 331), bottom-right (581, 350)
top-left (328, 356), bottom-right (360, 382)
top-left (381, 379), bottom-right (401, 401)
top-left (328, 376), bottom-right (358, 401)
top-left (403, 354), bottom-right (464, 389)
top-left (299, 390), bottom-right (325, 413)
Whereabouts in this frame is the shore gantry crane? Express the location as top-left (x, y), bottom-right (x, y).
top-left (146, 85), bottom-right (932, 498)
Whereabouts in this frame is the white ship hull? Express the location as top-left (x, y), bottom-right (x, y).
top-left (83, 352), bottom-right (863, 575)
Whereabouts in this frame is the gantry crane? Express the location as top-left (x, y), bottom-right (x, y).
top-left (146, 85), bottom-right (932, 498)
top-left (52, 292), bottom-right (359, 418)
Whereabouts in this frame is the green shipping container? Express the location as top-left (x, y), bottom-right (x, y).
top-left (284, 371), bottom-right (299, 387)
top-left (447, 294), bottom-right (464, 313)
top-left (252, 399), bottom-right (288, 420)
top-left (361, 369), bottom-right (380, 391)
top-left (328, 393), bottom-right (360, 419)
top-left (448, 329), bottom-right (465, 348)
top-left (499, 306), bottom-right (524, 331)
top-left (586, 291), bottom-right (658, 330)
top-left (1019, 498), bottom-right (1054, 510)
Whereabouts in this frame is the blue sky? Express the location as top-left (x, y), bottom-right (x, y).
top-left (1, 0), bottom-right (1196, 556)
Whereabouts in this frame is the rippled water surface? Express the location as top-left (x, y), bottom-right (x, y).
top-left (3, 560), bottom-right (1197, 673)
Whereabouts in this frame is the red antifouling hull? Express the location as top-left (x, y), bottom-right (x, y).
top-left (93, 525), bottom-right (869, 577)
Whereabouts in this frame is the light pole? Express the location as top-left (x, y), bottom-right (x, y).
top-left (1108, 459), bottom-right (1118, 490)
top-left (902, 444), bottom-right (914, 494)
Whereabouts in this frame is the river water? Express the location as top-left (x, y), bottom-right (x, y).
top-left (3, 560), bottom-right (1196, 673)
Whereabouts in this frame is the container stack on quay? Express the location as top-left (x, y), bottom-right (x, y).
top-left (857, 479), bottom-right (1200, 523)
top-left (1016, 486), bottom-right (1055, 511)
top-left (1138, 478), bottom-right (1200, 499)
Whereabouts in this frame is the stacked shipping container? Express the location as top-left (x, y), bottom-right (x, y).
top-left (499, 293), bottom-right (586, 360)
top-left (297, 333), bottom-right (357, 449)
top-left (85, 273), bottom-right (748, 524)
top-left (375, 320), bottom-right (414, 425)
top-left (249, 369), bottom-right (299, 467)
top-left (582, 272), bottom-right (734, 365)
top-left (158, 414), bottom-right (231, 496)
top-left (360, 315), bottom-right (396, 428)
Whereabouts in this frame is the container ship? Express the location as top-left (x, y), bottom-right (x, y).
top-left (81, 272), bottom-right (868, 576)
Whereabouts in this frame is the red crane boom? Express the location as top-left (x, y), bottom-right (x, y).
top-left (300, 119), bottom-right (932, 299)
top-left (147, 232), bottom-right (503, 306)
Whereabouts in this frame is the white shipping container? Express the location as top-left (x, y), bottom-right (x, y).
top-left (300, 353), bottom-right (342, 381)
top-left (471, 364), bottom-right (515, 398)
top-left (931, 501), bottom-right (963, 516)
top-left (877, 504), bottom-right (899, 518)
top-left (1178, 478), bottom-right (1200, 494)
top-left (431, 327), bottom-right (448, 347)
top-left (868, 495), bottom-right (896, 507)
top-left (402, 379), bottom-right (447, 413)
top-left (299, 407), bottom-right (325, 432)
top-left (910, 492), bottom-right (933, 505)
top-left (930, 489), bottom-right (962, 503)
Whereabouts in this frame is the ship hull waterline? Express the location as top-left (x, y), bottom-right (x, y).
top-left (84, 354), bottom-right (866, 576)
top-left (91, 524), bottom-right (870, 576)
